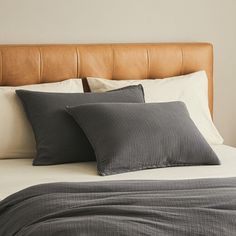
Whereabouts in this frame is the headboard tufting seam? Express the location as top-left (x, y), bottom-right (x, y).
top-left (146, 48), bottom-right (150, 79)
top-left (0, 50), bottom-right (2, 84)
top-left (180, 46), bottom-right (184, 75)
top-left (112, 45), bottom-right (115, 80)
top-left (39, 47), bottom-right (42, 83)
top-left (76, 47), bottom-right (79, 78)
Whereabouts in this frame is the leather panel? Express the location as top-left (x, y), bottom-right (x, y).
top-left (40, 46), bottom-right (77, 83)
top-left (1, 47), bottom-right (40, 85)
top-left (78, 45), bottom-right (113, 79)
top-left (0, 50), bottom-right (2, 84)
top-left (148, 44), bottom-right (182, 78)
top-left (112, 45), bottom-right (148, 80)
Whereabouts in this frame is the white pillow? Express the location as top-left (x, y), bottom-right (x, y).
top-left (0, 78), bottom-right (84, 159)
top-left (87, 71), bottom-right (223, 145)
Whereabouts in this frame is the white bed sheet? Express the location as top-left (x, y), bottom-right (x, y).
top-left (0, 144), bottom-right (236, 200)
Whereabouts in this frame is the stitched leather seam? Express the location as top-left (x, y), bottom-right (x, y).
top-left (0, 50), bottom-right (2, 84)
top-left (180, 46), bottom-right (184, 75)
top-left (39, 47), bottom-right (42, 83)
top-left (112, 45), bottom-right (115, 79)
top-left (146, 48), bottom-right (150, 79)
top-left (76, 47), bottom-right (79, 77)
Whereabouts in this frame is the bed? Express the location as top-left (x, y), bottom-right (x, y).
top-left (0, 144), bottom-right (236, 200)
top-left (0, 43), bottom-right (236, 235)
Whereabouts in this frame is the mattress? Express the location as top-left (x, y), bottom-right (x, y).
top-left (0, 144), bottom-right (236, 200)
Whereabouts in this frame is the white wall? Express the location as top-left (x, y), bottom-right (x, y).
top-left (0, 0), bottom-right (236, 146)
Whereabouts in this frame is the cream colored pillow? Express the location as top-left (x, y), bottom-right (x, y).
top-left (0, 79), bottom-right (83, 159)
top-left (87, 71), bottom-right (223, 145)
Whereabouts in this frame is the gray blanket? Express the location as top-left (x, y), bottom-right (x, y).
top-left (0, 178), bottom-right (236, 236)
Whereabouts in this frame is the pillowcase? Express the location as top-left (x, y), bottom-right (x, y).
top-left (0, 79), bottom-right (83, 159)
top-left (67, 102), bottom-right (220, 176)
top-left (16, 85), bottom-right (145, 165)
top-left (87, 71), bottom-right (223, 145)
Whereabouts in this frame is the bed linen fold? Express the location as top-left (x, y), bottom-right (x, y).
top-left (0, 178), bottom-right (236, 236)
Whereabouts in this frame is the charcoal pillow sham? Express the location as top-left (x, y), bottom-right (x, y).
top-left (16, 85), bottom-right (145, 165)
top-left (67, 102), bottom-right (220, 176)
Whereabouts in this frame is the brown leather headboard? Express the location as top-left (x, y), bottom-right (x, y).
top-left (0, 43), bottom-right (213, 114)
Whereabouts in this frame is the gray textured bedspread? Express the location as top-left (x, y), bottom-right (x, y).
top-left (0, 178), bottom-right (236, 236)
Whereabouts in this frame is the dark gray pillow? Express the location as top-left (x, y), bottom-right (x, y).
top-left (67, 102), bottom-right (220, 176)
top-left (16, 85), bottom-right (145, 165)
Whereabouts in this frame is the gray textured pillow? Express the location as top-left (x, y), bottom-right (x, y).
top-left (67, 102), bottom-right (220, 176)
top-left (16, 85), bottom-right (145, 165)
